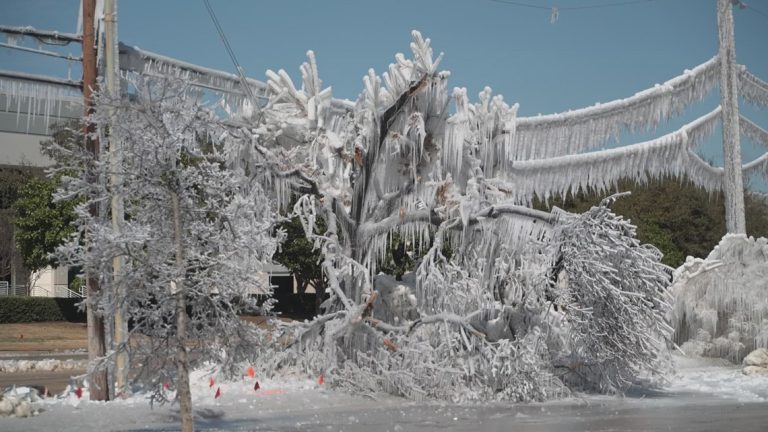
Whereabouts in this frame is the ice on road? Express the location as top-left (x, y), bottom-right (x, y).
top-left (2, 360), bottom-right (768, 432)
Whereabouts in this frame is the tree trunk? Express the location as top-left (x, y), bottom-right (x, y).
top-left (314, 281), bottom-right (326, 316)
top-left (171, 191), bottom-right (193, 432)
top-left (85, 278), bottom-right (109, 400)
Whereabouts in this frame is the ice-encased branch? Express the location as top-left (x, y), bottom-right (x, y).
top-left (357, 203), bottom-right (556, 241)
top-left (352, 74), bottom-right (430, 225)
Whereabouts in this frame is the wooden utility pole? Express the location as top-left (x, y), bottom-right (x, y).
top-left (717, 0), bottom-right (746, 234)
top-left (83, 0), bottom-right (110, 402)
top-left (104, 0), bottom-right (129, 396)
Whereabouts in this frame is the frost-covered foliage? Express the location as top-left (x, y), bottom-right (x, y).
top-left (51, 77), bottom-right (281, 407)
top-left (550, 196), bottom-right (674, 392)
top-left (254, 198), bottom-right (672, 401)
top-left (202, 31), bottom-right (679, 402)
top-left (46, 31), bottom-right (687, 403)
top-left (671, 234), bottom-right (768, 363)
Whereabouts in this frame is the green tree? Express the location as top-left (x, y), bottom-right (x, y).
top-left (0, 165), bottom-right (39, 281)
top-left (13, 175), bottom-right (78, 271)
top-left (11, 123), bottom-right (81, 273)
top-left (273, 215), bottom-right (327, 313)
top-left (377, 232), bottom-right (417, 281)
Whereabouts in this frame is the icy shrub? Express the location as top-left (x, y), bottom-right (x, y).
top-left (548, 199), bottom-right (675, 393)
top-left (257, 201), bottom-right (673, 401)
top-left (671, 234), bottom-right (768, 363)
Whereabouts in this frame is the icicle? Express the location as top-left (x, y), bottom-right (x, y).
top-left (0, 76), bottom-right (81, 134)
top-left (738, 68), bottom-right (768, 108)
top-left (550, 7), bottom-right (559, 24)
top-left (743, 153), bottom-right (768, 182)
top-left (740, 115), bottom-right (768, 150)
top-left (445, 87), bottom-right (469, 174)
top-left (502, 108), bottom-right (722, 203)
top-left (508, 56), bottom-right (720, 160)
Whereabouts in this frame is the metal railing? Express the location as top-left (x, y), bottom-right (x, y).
top-left (0, 282), bottom-right (83, 298)
top-left (0, 283), bottom-right (30, 296)
top-left (54, 285), bottom-right (84, 298)
top-left (30, 286), bottom-right (50, 297)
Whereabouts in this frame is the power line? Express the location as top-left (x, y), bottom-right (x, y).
top-left (202, 0), bottom-right (261, 118)
top-left (489, 0), bottom-right (662, 23)
top-left (489, 0), bottom-right (659, 11)
top-left (744, 3), bottom-right (768, 20)
top-left (489, 0), bottom-right (549, 10)
top-left (559, 0), bottom-right (659, 10)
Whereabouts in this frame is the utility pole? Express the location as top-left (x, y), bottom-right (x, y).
top-left (83, 0), bottom-right (110, 402)
top-left (717, 0), bottom-right (746, 234)
top-left (104, 0), bottom-right (128, 397)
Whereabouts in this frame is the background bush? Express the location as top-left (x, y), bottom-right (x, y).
top-left (0, 296), bottom-right (86, 323)
top-left (535, 177), bottom-right (768, 267)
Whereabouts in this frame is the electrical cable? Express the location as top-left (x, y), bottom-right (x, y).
top-left (489, 0), bottom-right (660, 11)
top-left (202, 0), bottom-right (262, 119)
top-left (744, 3), bottom-right (768, 20)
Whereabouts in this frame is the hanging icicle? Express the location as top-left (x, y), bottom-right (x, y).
top-left (739, 68), bottom-right (768, 108)
top-left (0, 74), bottom-right (81, 134)
top-left (743, 153), bottom-right (768, 182)
top-left (501, 108), bottom-right (722, 204)
top-left (507, 56), bottom-right (720, 160)
top-left (740, 115), bottom-right (768, 150)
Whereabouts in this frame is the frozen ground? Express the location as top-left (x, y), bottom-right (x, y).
top-left (2, 357), bottom-right (767, 432)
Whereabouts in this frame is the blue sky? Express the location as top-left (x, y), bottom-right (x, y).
top-left (2, 0), bottom-right (767, 190)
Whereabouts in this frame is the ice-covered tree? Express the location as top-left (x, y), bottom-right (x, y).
top-left (209, 31), bottom-right (678, 401)
top-left (550, 194), bottom-right (674, 392)
top-left (52, 77), bottom-right (281, 431)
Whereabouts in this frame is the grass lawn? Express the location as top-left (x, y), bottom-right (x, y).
top-left (0, 322), bottom-right (88, 352)
top-left (0, 316), bottom-right (290, 353)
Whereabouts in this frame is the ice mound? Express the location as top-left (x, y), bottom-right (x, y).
top-left (671, 234), bottom-right (768, 363)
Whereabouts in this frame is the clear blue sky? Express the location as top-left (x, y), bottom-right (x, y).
top-left (2, 0), bottom-right (767, 190)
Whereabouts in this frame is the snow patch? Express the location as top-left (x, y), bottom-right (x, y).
top-left (0, 359), bottom-right (88, 373)
top-left (669, 360), bottom-right (768, 402)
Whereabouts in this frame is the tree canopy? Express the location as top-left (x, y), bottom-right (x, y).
top-left (13, 174), bottom-right (77, 272)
